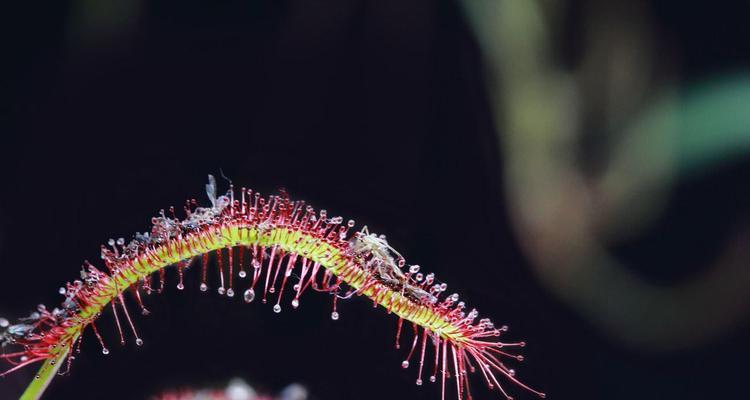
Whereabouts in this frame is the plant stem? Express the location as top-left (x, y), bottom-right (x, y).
top-left (20, 348), bottom-right (69, 400)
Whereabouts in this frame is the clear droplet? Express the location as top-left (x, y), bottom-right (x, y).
top-left (238, 270), bottom-right (247, 278)
top-left (58, 287), bottom-right (66, 295)
top-left (176, 283), bottom-right (184, 290)
top-left (226, 288), bottom-right (235, 297)
top-left (401, 360), bottom-right (409, 369)
top-left (269, 287), bottom-right (275, 294)
top-left (331, 311), bottom-right (339, 320)
top-left (416, 379), bottom-right (423, 386)
top-left (200, 283), bottom-right (208, 292)
top-left (273, 304), bottom-right (281, 313)
top-left (291, 299), bottom-right (299, 308)
top-left (218, 287), bottom-right (226, 295)
top-left (429, 376), bottom-right (436, 383)
top-left (243, 289), bottom-right (255, 303)
top-left (0, 317), bottom-right (8, 328)
top-left (508, 369), bottom-right (515, 377)
top-left (136, 339), bottom-right (144, 346)
top-left (102, 348), bottom-right (110, 355)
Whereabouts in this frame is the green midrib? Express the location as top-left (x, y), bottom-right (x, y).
top-left (22, 223), bottom-right (458, 399)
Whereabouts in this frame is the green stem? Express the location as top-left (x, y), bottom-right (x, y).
top-left (16, 226), bottom-right (456, 398)
top-left (20, 346), bottom-right (70, 400)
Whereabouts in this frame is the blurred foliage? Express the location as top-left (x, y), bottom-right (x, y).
top-left (462, 0), bottom-right (750, 351)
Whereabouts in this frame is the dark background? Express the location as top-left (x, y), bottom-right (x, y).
top-left (2, 1), bottom-right (749, 399)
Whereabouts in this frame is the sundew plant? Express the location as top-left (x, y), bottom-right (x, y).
top-left (0, 176), bottom-right (545, 400)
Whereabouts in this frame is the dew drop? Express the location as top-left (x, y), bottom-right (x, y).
top-left (218, 287), bottom-right (226, 295)
top-left (136, 339), bottom-right (144, 346)
top-left (107, 238), bottom-right (115, 246)
top-left (269, 287), bottom-right (275, 294)
top-left (273, 304), bottom-right (282, 313)
top-left (293, 284), bottom-right (300, 291)
top-left (291, 299), bottom-right (299, 308)
top-left (416, 379), bottom-right (423, 386)
top-left (35, 375), bottom-right (40, 380)
top-left (238, 270), bottom-right (247, 278)
top-left (58, 287), bottom-right (66, 295)
top-left (226, 289), bottom-right (235, 297)
top-left (20, 356), bottom-right (28, 362)
top-left (331, 311), bottom-right (339, 320)
top-left (102, 348), bottom-right (110, 355)
top-left (401, 360), bottom-right (409, 369)
top-left (177, 283), bottom-right (185, 290)
top-left (243, 289), bottom-right (256, 303)
top-left (508, 369), bottom-right (515, 377)
top-left (200, 283), bottom-right (208, 292)
top-left (429, 376), bottom-right (436, 383)
top-left (0, 317), bottom-right (8, 328)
